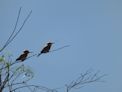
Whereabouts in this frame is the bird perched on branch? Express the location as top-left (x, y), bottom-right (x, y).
top-left (37, 42), bottom-right (54, 57)
top-left (16, 50), bottom-right (31, 61)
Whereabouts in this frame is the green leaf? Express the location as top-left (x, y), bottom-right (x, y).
top-left (0, 56), bottom-right (4, 62)
top-left (6, 62), bottom-right (10, 69)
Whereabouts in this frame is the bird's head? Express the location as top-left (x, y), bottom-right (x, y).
top-left (23, 50), bottom-right (32, 54)
top-left (47, 42), bottom-right (54, 45)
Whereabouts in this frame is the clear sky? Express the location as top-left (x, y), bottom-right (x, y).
top-left (0, 0), bottom-right (122, 92)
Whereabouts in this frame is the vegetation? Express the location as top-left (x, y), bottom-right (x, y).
top-left (0, 7), bottom-right (106, 92)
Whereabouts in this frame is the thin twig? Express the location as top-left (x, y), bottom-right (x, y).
top-left (0, 61), bottom-right (19, 70)
top-left (26, 54), bottom-right (37, 60)
top-left (66, 70), bottom-right (107, 92)
top-left (7, 10), bottom-right (32, 46)
top-left (51, 45), bottom-right (70, 52)
top-left (2, 7), bottom-right (22, 51)
top-left (0, 7), bottom-right (21, 53)
top-left (11, 84), bottom-right (55, 92)
top-left (0, 8), bottom-right (32, 53)
top-left (9, 64), bottom-right (24, 84)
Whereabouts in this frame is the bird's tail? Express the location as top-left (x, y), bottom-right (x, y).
top-left (37, 53), bottom-right (42, 57)
top-left (16, 58), bottom-right (20, 61)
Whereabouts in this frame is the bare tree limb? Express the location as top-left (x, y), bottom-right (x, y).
top-left (11, 84), bottom-right (57, 92)
top-left (51, 45), bottom-right (70, 52)
top-left (0, 7), bottom-right (32, 53)
top-left (65, 70), bottom-right (107, 92)
top-left (1, 7), bottom-right (22, 52)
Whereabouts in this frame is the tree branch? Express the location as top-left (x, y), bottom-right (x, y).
top-left (66, 70), bottom-right (107, 92)
top-left (1, 7), bottom-right (22, 52)
top-left (0, 7), bottom-right (32, 53)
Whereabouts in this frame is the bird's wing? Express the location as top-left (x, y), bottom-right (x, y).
top-left (41, 46), bottom-right (50, 53)
top-left (16, 54), bottom-right (25, 61)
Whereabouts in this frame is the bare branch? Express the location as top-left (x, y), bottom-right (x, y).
top-left (66, 70), bottom-right (107, 92)
top-left (0, 7), bottom-right (32, 53)
top-left (11, 83), bottom-right (57, 92)
top-left (7, 10), bottom-right (32, 46)
top-left (1, 7), bottom-right (22, 52)
top-left (51, 45), bottom-right (70, 52)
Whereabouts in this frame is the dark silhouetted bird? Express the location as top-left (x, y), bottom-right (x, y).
top-left (16, 50), bottom-right (31, 61)
top-left (37, 42), bottom-right (54, 57)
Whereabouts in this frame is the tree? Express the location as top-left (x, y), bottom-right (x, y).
top-left (0, 7), bottom-right (106, 92)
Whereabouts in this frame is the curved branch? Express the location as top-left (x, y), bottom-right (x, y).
top-left (11, 84), bottom-right (56, 92)
top-left (51, 45), bottom-right (70, 52)
top-left (66, 70), bottom-right (107, 92)
top-left (7, 10), bottom-right (32, 46)
top-left (0, 8), bottom-right (32, 53)
top-left (1, 7), bottom-right (22, 52)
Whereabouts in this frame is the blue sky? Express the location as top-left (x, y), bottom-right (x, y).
top-left (0, 0), bottom-right (122, 92)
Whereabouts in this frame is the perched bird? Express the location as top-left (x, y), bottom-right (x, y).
top-left (16, 50), bottom-right (31, 61)
top-left (37, 42), bottom-right (54, 57)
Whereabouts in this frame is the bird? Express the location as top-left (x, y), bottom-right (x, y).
top-left (16, 50), bottom-right (31, 62)
top-left (37, 42), bottom-right (54, 57)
